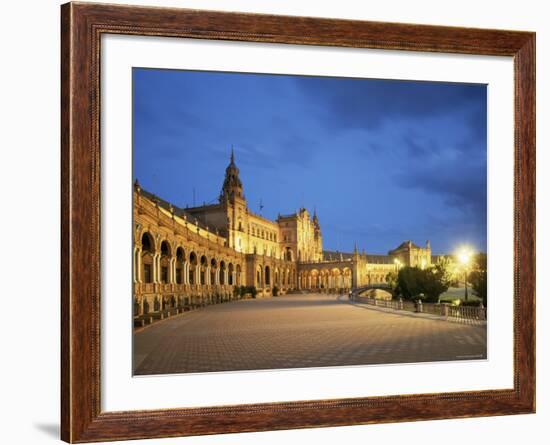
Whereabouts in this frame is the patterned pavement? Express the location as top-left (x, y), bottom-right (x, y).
top-left (133, 293), bottom-right (487, 375)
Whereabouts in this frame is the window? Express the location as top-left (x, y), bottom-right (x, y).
top-left (161, 266), bottom-right (168, 283)
top-left (143, 264), bottom-right (152, 283)
top-left (176, 269), bottom-right (182, 284)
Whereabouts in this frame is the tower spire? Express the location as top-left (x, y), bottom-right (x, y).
top-left (220, 145), bottom-right (244, 203)
top-left (312, 207), bottom-right (320, 229)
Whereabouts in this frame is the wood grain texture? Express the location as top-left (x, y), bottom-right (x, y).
top-left (60, 2), bottom-right (536, 442)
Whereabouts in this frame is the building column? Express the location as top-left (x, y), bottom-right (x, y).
top-left (137, 249), bottom-right (142, 283)
top-left (157, 255), bottom-right (162, 284)
top-left (134, 247), bottom-right (142, 283)
top-left (170, 258), bottom-right (176, 284)
top-left (133, 248), bottom-right (137, 283)
top-left (152, 254), bottom-right (158, 283)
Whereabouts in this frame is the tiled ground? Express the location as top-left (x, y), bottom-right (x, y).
top-left (133, 293), bottom-right (487, 375)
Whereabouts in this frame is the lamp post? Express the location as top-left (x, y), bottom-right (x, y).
top-left (457, 247), bottom-right (473, 302)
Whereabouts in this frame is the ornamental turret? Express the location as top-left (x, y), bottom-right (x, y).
top-left (219, 147), bottom-right (244, 203)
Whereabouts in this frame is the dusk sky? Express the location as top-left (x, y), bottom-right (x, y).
top-left (133, 68), bottom-right (487, 255)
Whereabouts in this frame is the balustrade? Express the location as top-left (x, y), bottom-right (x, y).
top-left (351, 293), bottom-right (486, 324)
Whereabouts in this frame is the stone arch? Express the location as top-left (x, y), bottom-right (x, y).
top-left (320, 270), bottom-right (329, 289)
top-left (219, 260), bottom-right (226, 285)
top-left (200, 255), bottom-right (208, 285)
top-left (236, 264), bottom-right (242, 286)
top-left (210, 258), bottom-right (218, 285)
top-left (342, 267), bottom-right (352, 288)
top-left (228, 263), bottom-right (234, 285)
top-left (141, 231), bottom-right (155, 251)
top-left (140, 232), bottom-right (155, 283)
top-left (188, 251), bottom-right (198, 285)
top-left (285, 247), bottom-right (293, 261)
top-left (331, 268), bottom-right (342, 289)
top-left (310, 269), bottom-right (320, 289)
top-left (159, 240), bottom-right (172, 284)
top-left (256, 266), bottom-right (263, 288)
top-left (175, 246), bottom-right (186, 284)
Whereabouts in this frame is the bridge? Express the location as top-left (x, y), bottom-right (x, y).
top-left (353, 283), bottom-right (395, 298)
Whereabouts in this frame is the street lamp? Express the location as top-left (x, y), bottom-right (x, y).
top-left (456, 246), bottom-right (473, 302)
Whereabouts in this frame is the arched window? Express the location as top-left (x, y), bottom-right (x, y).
top-left (188, 252), bottom-right (197, 284)
top-left (141, 232), bottom-right (155, 283)
top-left (175, 247), bottom-right (185, 284)
top-left (160, 241), bottom-right (171, 283)
top-left (219, 261), bottom-right (226, 285)
top-left (200, 256), bottom-right (207, 285)
top-left (236, 264), bottom-right (242, 285)
top-left (210, 258), bottom-right (218, 285)
top-left (285, 247), bottom-right (293, 262)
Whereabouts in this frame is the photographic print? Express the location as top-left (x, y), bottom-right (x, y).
top-left (132, 68), bottom-right (488, 376)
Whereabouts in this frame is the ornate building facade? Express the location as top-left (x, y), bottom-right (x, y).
top-left (133, 150), bottom-right (437, 323)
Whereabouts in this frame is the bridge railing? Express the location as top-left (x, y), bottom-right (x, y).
top-left (351, 292), bottom-right (486, 325)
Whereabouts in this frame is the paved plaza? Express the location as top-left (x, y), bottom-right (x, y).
top-left (133, 293), bottom-right (487, 375)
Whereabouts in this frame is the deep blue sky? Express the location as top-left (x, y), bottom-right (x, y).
top-left (133, 68), bottom-right (487, 255)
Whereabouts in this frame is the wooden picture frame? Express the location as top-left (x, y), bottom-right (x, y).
top-left (61, 2), bottom-right (535, 442)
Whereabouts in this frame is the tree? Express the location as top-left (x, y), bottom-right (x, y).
top-left (397, 264), bottom-right (452, 303)
top-left (423, 262), bottom-right (452, 303)
top-left (397, 267), bottom-right (423, 299)
top-left (469, 253), bottom-right (487, 306)
top-left (435, 256), bottom-right (456, 287)
top-left (385, 271), bottom-right (398, 294)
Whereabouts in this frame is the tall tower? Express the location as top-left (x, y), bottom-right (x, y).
top-left (219, 147), bottom-right (244, 203)
top-left (220, 147), bottom-right (247, 252)
top-left (312, 209), bottom-right (323, 261)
